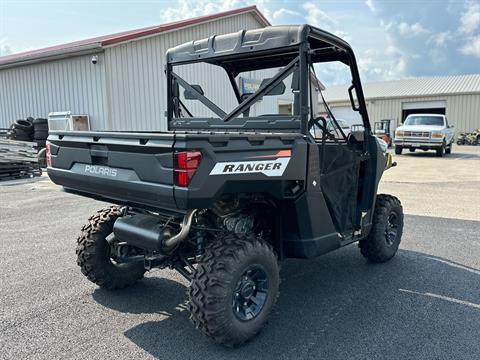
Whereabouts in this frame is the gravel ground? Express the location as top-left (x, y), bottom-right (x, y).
top-left (0, 145), bottom-right (479, 360)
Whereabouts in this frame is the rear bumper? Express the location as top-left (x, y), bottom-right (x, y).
top-left (47, 167), bottom-right (179, 212)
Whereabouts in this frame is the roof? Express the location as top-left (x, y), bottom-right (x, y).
top-left (167, 25), bottom-right (353, 70)
top-left (324, 74), bottom-right (480, 102)
top-left (0, 6), bottom-right (270, 69)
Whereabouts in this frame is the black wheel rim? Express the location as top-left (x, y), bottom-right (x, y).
top-left (232, 265), bottom-right (269, 321)
top-left (385, 212), bottom-right (399, 246)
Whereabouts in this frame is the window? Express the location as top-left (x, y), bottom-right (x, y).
top-left (404, 116), bottom-right (444, 126)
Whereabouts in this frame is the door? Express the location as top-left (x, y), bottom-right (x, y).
top-left (401, 101), bottom-right (446, 122)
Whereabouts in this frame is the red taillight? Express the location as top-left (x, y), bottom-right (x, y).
top-left (45, 142), bottom-right (52, 168)
top-left (174, 151), bottom-right (202, 187)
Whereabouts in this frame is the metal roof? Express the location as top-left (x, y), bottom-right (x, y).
top-left (0, 6), bottom-right (270, 68)
top-left (324, 74), bottom-right (480, 102)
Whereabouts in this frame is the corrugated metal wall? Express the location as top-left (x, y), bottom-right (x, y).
top-left (0, 53), bottom-right (107, 129)
top-left (0, 12), bottom-right (263, 131)
top-left (329, 94), bottom-right (480, 133)
top-left (104, 12), bottom-right (263, 131)
top-left (446, 94), bottom-right (480, 132)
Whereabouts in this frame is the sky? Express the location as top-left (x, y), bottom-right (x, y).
top-left (0, 0), bottom-right (479, 85)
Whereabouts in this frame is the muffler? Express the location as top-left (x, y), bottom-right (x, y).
top-left (113, 210), bottom-right (197, 252)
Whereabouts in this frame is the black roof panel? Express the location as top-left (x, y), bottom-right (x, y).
top-left (166, 25), bottom-right (353, 68)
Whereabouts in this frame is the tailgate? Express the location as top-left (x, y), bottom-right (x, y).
top-left (47, 131), bottom-right (178, 211)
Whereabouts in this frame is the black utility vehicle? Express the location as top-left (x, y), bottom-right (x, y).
top-left (47, 25), bottom-right (403, 347)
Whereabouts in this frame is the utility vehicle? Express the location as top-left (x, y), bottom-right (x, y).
top-left (46, 25), bottom-right (403, 347)
top-left (374, 119), bottom-right (394, 147)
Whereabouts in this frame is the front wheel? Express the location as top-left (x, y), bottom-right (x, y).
top-left (76, 206), bottom-right (146, 289)
top-left (189, 234), bottom-right (280, 347)
top-left (445, 143), bottom-right (452, 154)
top-left (394, 146), bottom-right (403, 155)
top-left (359, 194), bottom-right (404, 263)
top-left (436, 142), bottom-right (445, 157)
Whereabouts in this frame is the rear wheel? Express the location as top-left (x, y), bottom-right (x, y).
top-left (189, 233), bottom-right (279, 347)
top-left (394, 146), bottom-right (402, 155)
top-left (409, 148), bottom-right (415, 152)
top-left (76, 206), bottom-right (146, 289)
top-left (359, 194), bottom-right (403, 263)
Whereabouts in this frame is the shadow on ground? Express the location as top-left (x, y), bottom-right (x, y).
top-left (92, 220), bottom-right (480, 360)
top-left (398, 150), bottom-right (479, 160)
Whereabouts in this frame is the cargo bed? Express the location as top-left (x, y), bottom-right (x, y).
top-left (47, 130), bottom-right (305, 212)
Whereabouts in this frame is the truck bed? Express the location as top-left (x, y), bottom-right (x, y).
top-left (47, 130), bottom-right (307, 212)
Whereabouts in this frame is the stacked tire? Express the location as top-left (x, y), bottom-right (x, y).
top-left (4, 117), bottom-right (49, 168)
top-left (7, 119), bottom-right (34, 141)
top-left (32, 118), bottom-right (49, 148)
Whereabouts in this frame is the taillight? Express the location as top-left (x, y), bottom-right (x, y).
top-left (45, 142), bottom-right (52, 168)
top-left (174, 151), bottom-right (202, 187)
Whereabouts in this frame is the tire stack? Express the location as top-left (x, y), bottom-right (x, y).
top-left (32, 118), bottom-right (49, 148)
top-left (6, 119), bottom-right (34, 141)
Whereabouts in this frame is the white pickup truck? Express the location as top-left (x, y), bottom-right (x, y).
top-left (394, 114), bottom-right (455, 157)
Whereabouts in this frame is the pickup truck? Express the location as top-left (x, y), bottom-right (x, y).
top-left (46, 25), bottom-right (403, 347)
top-left (394, 114), bottom-right (455, 157)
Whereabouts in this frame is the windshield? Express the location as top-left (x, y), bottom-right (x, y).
top-left (404, 116), bottom-right (444, 126)
top-left (168, 50), bottom-right (365, 134)
top-left (171, 60), bottom-right (302, 121)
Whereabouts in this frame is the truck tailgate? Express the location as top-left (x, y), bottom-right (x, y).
top-left (47, 131), bottom-right (177, 211)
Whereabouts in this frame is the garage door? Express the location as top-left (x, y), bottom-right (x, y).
top-left (330, 106), bottom-right (362, 126)
top-left (402, 100), bottom-right (446, 122)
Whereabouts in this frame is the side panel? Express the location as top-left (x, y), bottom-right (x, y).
top-left (283, 142), bottom-right (339, 258)
top-left (173, 135), bottom-right (308, 209)
top-left (361, 134), bottom-right (388, 225)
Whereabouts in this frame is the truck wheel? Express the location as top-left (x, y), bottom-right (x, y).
top-left (359, 194), bottom-right (403, 263)
top-left (436, 142), bottom-right (445, 157)
top-left (189, 233), bottom-right (280, 347)
top-left (76, 206), bottom-right (146, 290)
top-left (445, 143), bottom-right (452, 154)
top-left (409, 148), bottom-right (415, 152)
top-left (394, 146), bottom-right (402, 155)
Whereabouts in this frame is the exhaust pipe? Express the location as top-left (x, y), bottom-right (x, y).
top-left (162, 209), bottom-right (197, 250)
top-left (113, 209), bottom-right (197, 252)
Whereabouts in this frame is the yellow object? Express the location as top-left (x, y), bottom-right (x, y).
top-left (431, 133), bottom-right (443, 138)
top-left (385, 153), bottom-right (394, 170)
top-left (395, 130), bottom-right (404, 137)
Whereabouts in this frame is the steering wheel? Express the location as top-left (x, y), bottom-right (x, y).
top-left (308, 116), bottom-right (335, 140)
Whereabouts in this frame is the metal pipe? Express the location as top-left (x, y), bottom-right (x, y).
top-left (162, 209), bottom-right (198, 250)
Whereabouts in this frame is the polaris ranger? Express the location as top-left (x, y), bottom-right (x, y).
top-left (46, 25), bottom-right (403, 347)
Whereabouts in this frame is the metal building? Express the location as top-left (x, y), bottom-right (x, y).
top-left (0, 6), bottom-right (270, 131)
top-left (323, 74), bottom-right (480, 133)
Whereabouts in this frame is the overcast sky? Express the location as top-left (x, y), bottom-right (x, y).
top-left (0, 0), bottom-right (479, 85)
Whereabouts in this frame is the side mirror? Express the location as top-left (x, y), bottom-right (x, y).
top-left (184, 84), bottom-right (204, 100)
top-left (449, 125), bottom-right (454, 128)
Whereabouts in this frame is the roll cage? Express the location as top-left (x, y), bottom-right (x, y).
top-left (166, 25), bottom-right (371, 135)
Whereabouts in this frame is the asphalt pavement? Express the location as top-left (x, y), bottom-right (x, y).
top-left (1, 147), bottom-right (479, 360)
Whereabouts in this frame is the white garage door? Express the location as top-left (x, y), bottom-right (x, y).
top-left (330, 106), bottom-right (362, 126)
